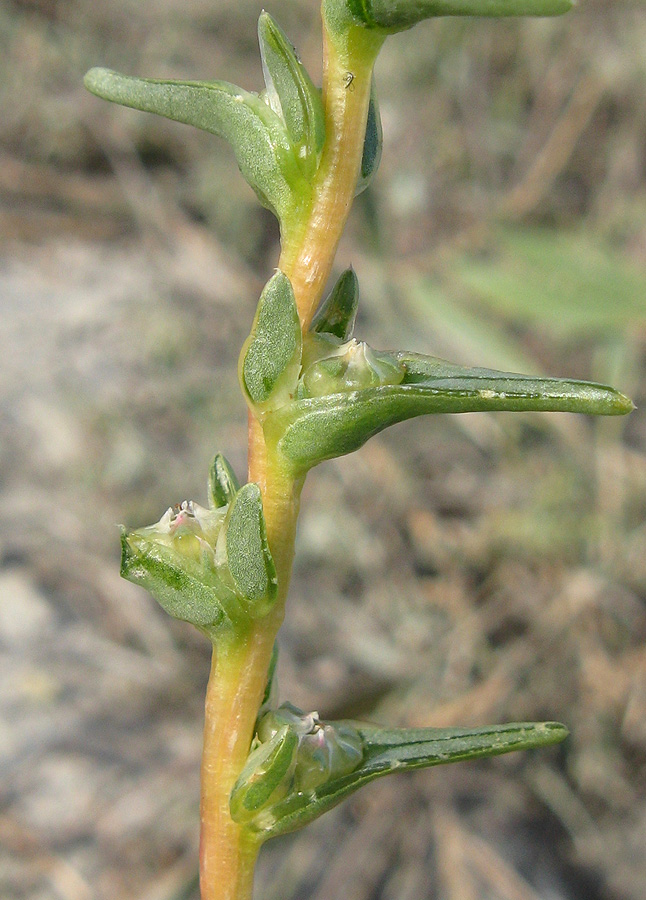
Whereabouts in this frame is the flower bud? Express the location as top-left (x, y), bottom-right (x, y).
top-left (121, 480), bottom-right (277, 631)
top-left (299, 337), bottom-right (405, 398)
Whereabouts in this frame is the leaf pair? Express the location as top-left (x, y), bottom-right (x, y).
top-left (120, 454), bottom-right (277, 633)
top-left (242, 268), bottom-right (633, 473)
top-left (230, 701), bottom-right (568, 840)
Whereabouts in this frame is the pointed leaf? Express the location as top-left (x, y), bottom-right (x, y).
top-left (240, 270), bottom-right (302, 410)
top-left (220, 483), bottom-right (278, 616)
top-left (259, 642), bottom-right (280, 714)
top-left (242, 719), bottom-right (568, 839)
top-left (341, 0), bottom-right (573, 33)
top-left (208, 453), bottom-right (240, 509)
top-left (356, 79), bottom-right (382, 195)
top-left (268, 351), bottom-right (633, 472)
top-left (83, 67), bottom-right (306, 221)
top-left (310, 268), bottom-right (360, 340)
top-left (258, 13), bottom-right (325, 179)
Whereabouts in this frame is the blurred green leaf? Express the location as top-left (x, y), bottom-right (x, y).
top-left (455, 228), bottom-right (646, 339)
top-left (356, 79), bottom-right (383, 195)
top-left (328, 0), bottom-right (572, 35)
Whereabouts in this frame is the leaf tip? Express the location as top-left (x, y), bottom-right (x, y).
top-left (536, 721), bottom-right (569, 745)
top-left (83, 66), bottom-right (113, 97)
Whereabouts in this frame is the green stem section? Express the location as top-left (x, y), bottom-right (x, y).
top-left (279, 21), bottom-right (384, 329)
top-left (199, 422), bottom-right (304, 900)
top-left (199, 19), bottom-right (384, 900)
top-left (199, 631), bottom-right (272, 900)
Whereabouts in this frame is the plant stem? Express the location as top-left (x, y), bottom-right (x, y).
top-left (199, 631), bottom-right (273, 900)
top-left (279, 22), bottom-right (383, 329)
top-left (199, 19), bottom-right (384, 900)
top-left (198, 431), bottom-right (303, 900)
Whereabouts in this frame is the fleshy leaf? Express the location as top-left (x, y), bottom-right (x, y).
top-left (83, 67), bottom-right (306, 222)
top-left (240, 270), bottom-right (302, 411)
top-left (230, 725), bottom-right (299, 826)
top-left (356, 78), bottom-right (382, 195)
top-left (120, 503), bottom-right (235, 628)
top-left (232, 711), bottom-right (568, 839)
top-left (310, 268), bottom-right (360, 340)
top-left (339, 0), bottom-right (573, 33)
top-left (267, 350), bottom-right (634, 472)
top-left (258, 12), bottom-right (325, 179)
top-left (208, 453), bottom-right (240, 509)
top-left (220, 483), bottom-right (278, 616)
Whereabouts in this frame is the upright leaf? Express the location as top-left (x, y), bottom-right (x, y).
top-left (208, 454), bottom-right (240, 509)
top-left (230, 725), bottom-right (299, 825)
top-left (84, 67), bottom-right (306, 222)
top-left (356, 79), bottom-right (382, 195)
top-left (219, 483), bottom-right (278, 616)
top-left (310, 268), bottom-right (360, 340)
top-left (258, 12), bottom-right (326, 179)
top-left (240, 270), bottom-right (302, 411)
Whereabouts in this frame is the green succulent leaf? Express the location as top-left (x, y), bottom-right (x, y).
top-left (240, 270), bottom-right (302, 411)
top-left (310, 268), bottom-right (360, 340)
top-left (221, 483), bottom-right (278, 616)
top-left (230, 725), bottom-right (299, 826)
top-left (83, 67), bottom-right (307, 222)
top-left (338, 0), bottom-right (573, 33)
top-left (234, 716), bottom-right (568, 839)
top-left (356, 78), bottom-right (382, 194)
top-left (267, 351), bottom-right (634, 472)
top-left (258, 12), bottom-right (326, 180)
top-left (208, 453), bottom-right (240, 509)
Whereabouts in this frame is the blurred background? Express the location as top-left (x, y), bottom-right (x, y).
top-left (2, 0), bottom-right (646, 898)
